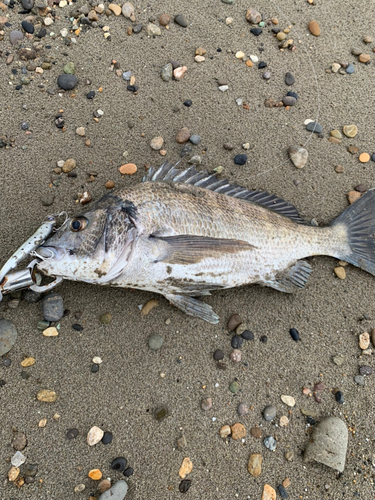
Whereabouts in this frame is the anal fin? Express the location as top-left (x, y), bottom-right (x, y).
top-left (165, 294), bottom-right (219, 324)
top-left (263, 260), bottom-right (312, 293)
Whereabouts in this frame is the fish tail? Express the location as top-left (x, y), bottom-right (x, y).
top-left (330, 189), bottom-right (375, 275)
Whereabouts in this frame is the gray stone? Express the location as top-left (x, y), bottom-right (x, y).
top-left (264, 436), bottom-right (277, 451)
top-left (354, 375), bottom-right (365, 386)
top-left (346, 64), bottom-right (355, 74)
top-left (306, 121), bottom-right (323, 133)
top-left (303, 417), bottom-right (348, 472)
top-left (288, 146), bottom-right (308, 169)
top-left (41, 193), bottom-right (55, 206)
top-left (24, 290), bottom-right (43, 303)
top-left (10, 31), bottom-right (24, 45)
top-left (174, 14), bottom-right (187, 27)
top-left (122, 2), bottom-right (135, 21)
top-left (285, 72), bottom-right (295, 85)
top-left (122, 71), bottom-right (132, 81)
top-left (189, 134), bottom-right (201, 145)
top-left (188, 155), bottom-right (202, 165)
top-left (57, 74), bottom-right (78, 90)
top-left (282, 96), bottom-right (296, 106)
top-left (98, 480), bottom-right (128, 500)
top-left (42, 293), bottom-right (64, 322)
top-left (263, 405), bottom-right (276, 421)
top-left (332, 354), bottom-right (345, 366)
top-left (0, 319), bottom-right (18, 356)
top-left (148, 334), bottom-right (164, 350)
top-left (22, 0), bottom-right (34, 9)
top-left (161, 63), bottom-right (173, 82)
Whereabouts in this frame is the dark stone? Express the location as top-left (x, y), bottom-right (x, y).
top-left (155, 406), bottom-right (170, 421)
top-left (234, 154), bottom-right (247, 165)
top-left (3, 358), bottom-right (11, 366)
top-left (180, 144), bottom-right (192, 157)
top-left (355, 184), bottom-right (367, 193)
top-left (102, 431), bottom-right (113, 444)
top-left (285, 72), bottom-right (295, 85)
top-left (258, 61), bottom-right (267, 69)
top-left (174, 14), bottom-right (188, 27)
top-left (21, 0), bottom-right (34, 9)
top-left (71, 324), bottom-right (83, 331)
top-left (37, 28), bottom-right (46, 38)
top-left (272, 27), bottom-right (280, 33)
top-left (24, 476), bottom-right (35, 484)
top-left (127, 85), bottom-right (138, 92)
top-left (278, 484), bottom-right (289, 498)
top-left (21, 21), bottom-right (34, 34)
top-left (231, 335), bottom-right (243, 349)
top-left (133, 23), bottom-right (143, 33)
top-left (335, 391), bottom-right (344, 404)
top-left (241, 330), bottom-right (254, 340)
top-left (123, 467), bottom-right (134, 477)
top-left (43, 293), bottom-right (64, 322)
top-left (66, 428), bottom-right (78, 439)
top-left (287, 91), bottom-right (298, 100)
top-left (179, 479), bottom-right (192, 493)
top-left (91, 364), bottom-right (99, 373)
top-left (371, 153), bottom-right (375, 162)
top-left (111, 457), bottom-right (127, 472)
top-left (250, 28), bottom-right (262, 36)
top-left (86, 90), bottom-right (95, 99)
top-left (289, 328), bottom-right (300, 341)
top-left (213, 349), bottom-right (224, 361)
top-left (57, 74), bottom-right (78, 90)
top-left (24, 463), bottom-right (38, 476)
top-left (259, 335), bottom-right (268, 343)
top-left (359, 366), bottom-right (373, 376)
top-left (282, 96), bottom-right (296, 106)
top-left (21, 121), bottom-right (29, 130)
top-left (306, 121), bottom-right (323, 133)
top-left (306, 416), bottom-right (316, 425)
top-left (183, 99), bottom-right (192, 107)
top-left (55, 116), bottom-right (64, 128)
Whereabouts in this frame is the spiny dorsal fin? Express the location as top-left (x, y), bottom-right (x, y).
top-left (142, 161), bottom-right (306, 224)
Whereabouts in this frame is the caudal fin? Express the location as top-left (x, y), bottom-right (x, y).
top-left (331, 189), bottom-right (375, 275)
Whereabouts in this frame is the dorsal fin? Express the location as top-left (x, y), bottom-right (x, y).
top-left (143, 161), bottom-right (306, 224)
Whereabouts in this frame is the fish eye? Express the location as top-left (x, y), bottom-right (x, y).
top-left (70, 216), bottom-right (88, 232)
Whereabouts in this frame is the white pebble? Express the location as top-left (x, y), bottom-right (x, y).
top-left (235, 51), bottom-right (245, 60)
top-left (250, 55), bottom-right (258, 63)
top-left (92, 356), bottom-right (102, 364)
top-left (235, 98), bottom-right (243, 106)
top-left (219, 85), bottom-right (228, 92)
top-left (60, 28), bottom-right (68, 37)
top-left (304, 118), bottom-right (314, 125)
top-left (225, 17), bottom-right (233, 25)
top-left (11, 451), bottom-right (26, 467)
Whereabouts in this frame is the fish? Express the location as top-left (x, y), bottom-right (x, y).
top-left (31, 161), bottom-right (375, 324)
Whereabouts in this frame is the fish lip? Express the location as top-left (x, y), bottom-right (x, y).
top-left (35, 246), bottom-right (65, 261)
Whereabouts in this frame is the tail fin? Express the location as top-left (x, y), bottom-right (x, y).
top-left (331, 189), bottom-right (375, 275)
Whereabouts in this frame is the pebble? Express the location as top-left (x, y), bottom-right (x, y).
top-left (150, 136), bottom-right (164, 150)
top-left (0, 319), bottom-right (18, 356)
top-left (10, 30), bottom-right (24, 45)
top-left (63, 62), bottom-right (75, 75)
top-left (263, 405), bottom-right (276, 421)
top-left (240, 330), bottom-right (253, 341)
top-left (285, 450), bottom-right (294, 461)
top-left (308, 20), bottom-right (320, 36)
top-left (335, 391), bottom-right (344, 404)
top-left (66, 428), bottom-right (79, 439)
top-left (11, 451), bottom-right (26, 467)
top-left (262, 484), bottom-right (276, 500)
top-left (119, 163), bottom-right (137, 175)
top-left (359, 332), bottom-right (370, 350)
top-left (343, 124), bottom-right (357, 138)
top-left (213, 349), bottom-right (224, 361)
top-left (43, 326), bottom-right (58, 337)
top-left (184, 99), bottom-right (193, 107)
top-left (189, 134), bottom-right (201, 145)
top-left (179, 479), bottom-right (191, 493)
top-left (57, 74), bottom-right (78, 90)
top-left (346, 64), bottom-right (355, 74)
top-left (359, 54), bottom-right (370, 63)
top-left (21, 21), bottom-right (34, 34)
top-left (12, 432), bottom-right (27, 451)
top-left (161, 63), bottom-right (173, 82)
top-left (8, 466), bottom-right (20, 482)
top-left (287, 91), bottom-right (298, 100)
top-left (330, 130), bottom-right (342, 140)
top-left (122, 71), bottom-right (132, 81)
top-left (176, 127), bottom-right (190, 143)
top-left (24, 463), bottom-right (38, 477)
top-left (359, 152), bottom-right (370, 163)
top-left (250, 28), bottom-right (262, 36)
top-left (245, 7), bottom-right (261, 23)
top-left (87, 426), bottom-right (104, 445)
top-left (98, 479), bottom-right (111, 493)
top-left (228, 314), bottom-right (241, 330)
top-left (105, 181), bottom-right (115, 189)
top-left (234, 154), bottom-right (247, 165)
top-left (248, 454), bottom-right (262, 477)
top-left (155, 406), bottom-right (169, 421)
top-left (277, 32), bottom-right (286, 41)
top-left (74, 484), bottom-right (85, 493)
top-left (279, 415), bottom-right (289, 427)
top-left (108, 3), bottom-right (121, 16)
top-left (229, 381), bottom-right (239, 393)
top-left (231, 335), bottom-right (243, 349)
top-left (282, 96), bottom-right (296, 107)
top-left (281, 395), bottom-right (295, 407)
top-left (22, 0), bottom-right (34, 9)
top-left (99, 312), bottom-right (112, 324)
top-left (288, 146), bottom-right (308, 168)
top-left (174, 14), bottom-right (187, 27)
top-left (230, 349), bottom-right (242, 362)
top-left (251, 427), bottom-right (262, 438)
top-left (347, 191), bottom-right (361, 204)
top-left (148, 334), bottom-right (164, 350)
top-left (237, 402), bottom-right (249, 416)
top-left (231, 422), bottom-right (246, 440)
top-left (89, 469), bottom-right (102, 480)
top-left (264, 436), bottom-right (277, 451)
top-left (278, 484), bottom-right (289, 499)
top-left (258, 61), bottom-right (267, 69)
top-left (98, 480), bottom-right (128, 500)
top-left (21, 357), bottom-right (35, 367)
top-left (42, 293), bottom-right (64, 322)
top-left (306, 121), bottom-right (323, 133)
top-left (177, 435), bottom-right (187, 448)
top-left (335, 165), bottom-right (344, 173)
top-left (333, 354), bottom-right (345, 366)
top-left (159, 13), bottom-right (170, 26)
top-left (147, 23), bottom-right (161, 36)
top-left (285, 72), bottom-right (295, 85)
top-left (354, 375), bottom-right (365, 385)
top-left (122, 2), bottom-right (135, 21)
top-left (179, 457), bottom-right (193, 478)
top-left (219, 425), bottom-right (231, 438)
top-left (195, 55), bottom-right (205, 63)
top-left (111, 457), bottom-right (128, 472)
top-left (263, 71), bottom-right (271, 80)
top-left (219, 85), bottom-right (228, 92)
top-left (174, 66), bottom-right (187, 80)
top-left (37, 389), bottom-right (57, 402)
top-left (359, 365), bottom-right (373, 376)
top-left (331, 63), bottom-right (341, 73)
top-left (201, 397), bottom-right (212, 411)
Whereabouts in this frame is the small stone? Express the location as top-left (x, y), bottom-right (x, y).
top-left (279, 415), bottom-right (289, 427)
top-left (148, 334), bottom-right (164, 350)
top-left (359, 365), bottom-right (373, 376)
top-left (335, 165), bottom-right (344, 173)
top-left (285, 72), bottom-right (295, 85)
top-left (346, 64), bottom-right (355, 74)
top-left (277, 32), bottom-right (286, 41)
top-left (37, 389), bottom-right (57, 402)
top-left (201, 397), bottom-right (212, 411)
top-left (108, 4), bottom-right (121, 16)
top-left (24, 464), bottom-right (38, 477)
top-left (230, 349), bottom-right (242, 363)
top-left (262, 484), bottom-right (276, 500)
top-left (22, 21), bottom-right (34, 34)
top-left (330, 130), bottom-right (342, 139)
top-left (237, 403), bottom-right (249, 416)
top-left (333, 354), bottom-right (345, 366)
top-left (219, 425), bottom-right (231, 438)
top-left (155, 406), bottom-right (169, 421)
top-left (250, 28), bottom-right (262, 36)
top-left (359, 152), bottom-right (370, 163)
top-left (359, 332), bottom-right (370, 350)
top-left (99, 312), bottom-right (112, 324)
top-left (174, 66), bottom-right (187, 80)
top-left (306, 121), bottom-right (323, 133)
top-left (105, 181), bottom-right (115, 189)
top-left (177, 435), bottom-right (187, 448)
top-left (250, 427), bottom-right (262, 439)
top-left (43, 293), bottom-right (64, 322)
top-left (372, 329), bottom-right (375, 347)
top-left (343, 124), bottom-right (357, 138)
top-left (234, 154), bottom-right (247, 165)
top-left (245, 8), bottom-right (261, 23)
top-left (281, 395), bottom-right (296, 407)
top-left (179, 457), bottom-right (192, 478)
top-left (359, 54), bottom-right (370, 63)
top-left (147, 23), bottom-right (161, 36)
top-left (43, 327), bottom-right (58, 337)
top-left (11, 451), bottom-right (26, 467)
top-left (150, 137), bottom-right (164, 150)
top-left (231, 335), bottom-right (243, 349)
top-left (159, 13), bottom-right (170, 26)
top-left (231, 422), bottom-right (246, 440)
top-left (263, 71), bottom-right (271, 80)
top-left (189, 135), bottom-right (201, 145)
top-left (235, 51), bottom-right (245, 60)
top-left (248, 453), bottom-right (262, 477)
top-left (12, 432), bottom-right (27, 451)
top-left (122, 2), bottom-right (135, 21)
top-left (218, 85), bottom-right (228, 92)
top-left (41, 193), bottom-right (55, 206)
top-left (0, 319), bottom-right (18, 356)
top-left (10, 30), bottom-right (24, 45)
top-left (179, 479), bottom-right (191, 493)
top-left (285, 451), bottom-right (294, 461)
top-left (63, 62), bottom-right (75, 74)
top-left (331, 63), bottom-right (341, 73)
top-left (22, 0), bottom-right (34, 9)
top-left (347, 191), bottom-right (361, 205)
top-left (278, 484), bottom-right (289, 499)
top-left (66, 428), bottom-right (79, 439)
top-left (21, 357), bottom-right (35, 367)
top-left (87, 426), bottom-right (104, 446)
top-left (195, 55), bottom-right (205, 63)
top-left (308, 20), bottom-right (320, 36)
top-left (76, 127), bottom-right (85, 137)
top-left (176, 127), bottom-right (190, 143)
top-left (161, 63), bottom-right (173, 82)
top-left (39, 418), bottom-right (47, 427)
top-left (229, 381), bottom-right (239, 393)
top-left (74, 484), bottom-right (85, 493)
top-left (264, 98), bottom-right (276, 107)
top-left (289, 146), bottom-right (308, 168)
top-left (98, 480), bottom-right (128, 499)
top-left (263, 405), bottom-right (276, 421)
top-left (119, 163), bottom-right (137, 175)
top-left (228, 314), bottom-right (241, 330)
top-left (8, 466), bottom-right (20, 482)
top-left (98, 480), bottom-right (111, 493)
top-left (264, 436), bottom-right (277, 451)
top-left (89, 469), bottom-right (102, 480)
top-left (57, 74), bottom-right (78, 90)
top-left (174, 14), bottom-right (187, 27)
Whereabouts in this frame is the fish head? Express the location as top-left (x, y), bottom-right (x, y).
top-left (36, 195), bottom-right (139, 283)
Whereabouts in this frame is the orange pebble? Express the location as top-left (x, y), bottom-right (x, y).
top-left (105, 180), bottom-right (115, 189)
top-left (246, 60), bottom-right (253, 67)
top-left (119, 163), bottom-right (137, 175)
top-left (88, 469), bottom-right (102, 480)
top-left (98, 87), bottom-right (103, 92)
top-left (359, 153), bottom-right (370, 163)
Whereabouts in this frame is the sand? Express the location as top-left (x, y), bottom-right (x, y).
top-left (0, 0), bottom-right (374, 498)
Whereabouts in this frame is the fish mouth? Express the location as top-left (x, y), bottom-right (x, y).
top-left (33, 246), bottom-right (66, 261)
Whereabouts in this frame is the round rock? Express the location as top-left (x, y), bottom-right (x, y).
top-left (174, 14), bottom-right (187, 27)
top-left (213, 349), bottom-right (224, 361)
top-left (21, 0), bottom-right (34, 9)
top-left (263, 405), bottom-right (276, 421)
top-left (283, 96), bottom-right (296, 106)
top-left (42, 293), bottom-right (64, 322)
top-left (306, 121), bottom-right (323, 133)
top-left (57, 74), bottom-right (78, 90)
top-left (148, 334), bottom-right (164, 350)
top-left (98, 480), bottom-right (128, 500)
top-left (285, 72), bottom-right (295, 85)
top-left (0, 319), bottom-right (18, 357)
top-left (234, 154), bottom-right (247, 165)
top-left (189, 134), bottom-right (201, 145)
top-left (264, 436), bottom-right (277, 451)
top-left (10, 31), bottom-right (24, 45)
top-left (21, 21), bottom-right (34, 34)
top-left (237, 402), bottom-right (249, 415)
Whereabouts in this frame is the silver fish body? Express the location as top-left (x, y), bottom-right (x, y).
top-left (35, 162), bottom-right (375, 323)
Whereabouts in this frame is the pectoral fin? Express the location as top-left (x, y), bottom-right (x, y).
top-left (151, 234), bottom-right (255, 265)
top-left (263, 260), bottom-right (312, 293)
top-left (165, 293), bottom-right (219, 324)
